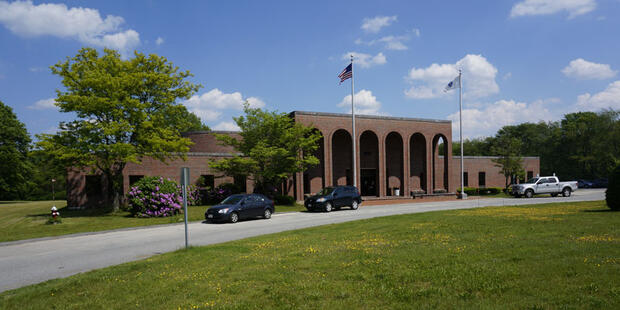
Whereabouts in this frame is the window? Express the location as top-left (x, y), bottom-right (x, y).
top-left (527, 171), bottom-right (534, 180)
top-left (478, 172), bottom-right (486, 187)
top-left (200, 174), bottom-right (215, 188)
top-left (463, 172), bottom-right (469, 187)
top-left (129, 175), bottom-right (144, 186)
top-left (85, 175), bottom-right (102, 197)
top-left (234, 175), bottom-right (247, 193)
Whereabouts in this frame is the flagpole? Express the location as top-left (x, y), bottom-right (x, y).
top-left (459, 69), bottom-right (466, 199)
top-left (351, 55), bottom-right (357, 188)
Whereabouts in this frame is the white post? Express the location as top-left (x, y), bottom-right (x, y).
top-left (351, 55), bottom-right (357, 188)
top-left (459, 70), bottom-right (466, 199)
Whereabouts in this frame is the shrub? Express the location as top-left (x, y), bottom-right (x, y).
top-left (180, 184), bottom-right (201, 206)
top-left (457, 187), bottom-right (478, 196)
top-left (206, 183), bottom-right (243, 204)
top-left (127, 176), bottom-right (183, 217)
top-left (606, 163), bottom-right (620, 211)
top-left (274, 194), bottom-right (296, 205)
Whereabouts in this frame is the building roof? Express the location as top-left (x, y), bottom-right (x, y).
top-left (291, 111), bottom-right (452, 124)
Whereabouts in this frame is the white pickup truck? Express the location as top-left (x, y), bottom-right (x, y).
top-left (511, 176), bottom-right (578, 198)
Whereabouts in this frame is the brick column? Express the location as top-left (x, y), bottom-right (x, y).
top-left (295, 171), bottom-right (303, 201)
top-left (426, 136), bottom-right (434, 194)
top-left (378, 134), bottom-right (386, 197)
top-left (324, 132), bottom-right (332, 187)
top-left (403, 134), bottom-right (410, 197)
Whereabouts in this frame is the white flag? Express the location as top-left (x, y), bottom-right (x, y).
top-left (444, 75), bottom-right (460, 92)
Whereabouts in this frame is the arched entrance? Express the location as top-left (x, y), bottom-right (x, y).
top-left (432, 134), bottom-right (449, 192)
top-left (331, 129), bottom-right (352, 186)
top-left (360, 130), bottom-right (379, 196)
top-left (385, 132), bottom-right (404, 196)
top-left (409, 133), bottom-right (427, 194)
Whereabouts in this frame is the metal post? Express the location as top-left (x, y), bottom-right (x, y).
top-left (351, 55), bottom-right (357, 188)
top-left (459, 70), bottom-right (466, 199)
top-left (181, 168), bottom-right (189, 249)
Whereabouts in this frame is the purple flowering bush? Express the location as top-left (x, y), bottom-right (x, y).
top-left (128, 176), bottom-right (184, 217)
top-left (180, 184), bottom-right (201, 206)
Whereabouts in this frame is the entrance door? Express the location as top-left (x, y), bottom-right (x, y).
top-left (361, 169), bottom-right (377, 196)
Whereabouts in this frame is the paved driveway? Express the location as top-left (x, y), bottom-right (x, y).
top-left (0, 189), bottom-right (605, 292)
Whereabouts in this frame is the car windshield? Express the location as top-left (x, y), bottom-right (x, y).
top-left (526, 177), bottom-right (539, 184)
top-left (220, 195), bottom-right (244, 205)
top-left (317, 187), bottom-right (335, 195)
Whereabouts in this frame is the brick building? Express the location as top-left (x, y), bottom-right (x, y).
top-left (67, 111), bottom-right (539, 207)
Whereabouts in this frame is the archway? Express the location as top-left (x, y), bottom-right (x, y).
top-left (385, 132), bottom-right (404, 196)
top-left (409, 133), bottom-right (427, 194)
top-left (331, 129), bottom-right (352, 186)
top-left (432, 134), bottom-right (449, 192)
top-left (360, 130), bottom-right (379, 196)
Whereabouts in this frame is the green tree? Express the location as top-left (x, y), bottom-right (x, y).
top-left (0, 100), bottom-right (33, 200)
top-left (452, 137), bottom-right (494, 156)
top-left (490, 135), bottom-right (524, 190)
top-left (26, 151), bottom-right (67, 200)
top-left (210, 105), bottom-right (321, 195)
top-left (37, 48), bottom-right (203, 210)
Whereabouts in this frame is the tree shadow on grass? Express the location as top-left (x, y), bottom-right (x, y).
top-left (27, 206), bottom-right (121, 218)
top-left (583, 209), bottom-right (617, 213)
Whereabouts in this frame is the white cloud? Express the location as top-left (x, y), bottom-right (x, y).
top-left (337, 89), bottom-right (385, 115)
top-left (412, 28), bottom-right (420, 37)
top-left (361, 15), bottom-right (397, 33)
top-left (562, 58), bottom-right (617, 80)
top-left (28, 98), bottom-right (58, 110)
top-left (447, 98), bottom-right (558, 139)
top-left (356, 35), bottom-right (410, 50)
top-left (510, 0), bottom-right (596, 19)
top-left (405, 54), bottom-right (499, 100)
top-left (183, 88), bottom-right (265, 122)
top-left (212, 121), bottom-right (240, 132)
top-left (576, 80), bottom-right (620, 110)
top-left (155, 37), bottom-right (164, 46)
top-left (0, 1), bottom-right (140, 56)
top-left (343, 52), bottom-right (386, 68)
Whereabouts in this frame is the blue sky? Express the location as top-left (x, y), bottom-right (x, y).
top-left (1, 0), bottom-right (619, 139)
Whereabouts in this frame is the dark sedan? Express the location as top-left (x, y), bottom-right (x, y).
top-left (205, 194), bottom-right (274, 223)
top-left (305, 186), bottom-right (361, 212)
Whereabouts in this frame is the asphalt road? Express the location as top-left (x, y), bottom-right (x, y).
top-left (0, 189), bottom-right (605, 293)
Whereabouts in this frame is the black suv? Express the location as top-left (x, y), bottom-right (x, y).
top-left (304, 186), bottom-right (362, 212)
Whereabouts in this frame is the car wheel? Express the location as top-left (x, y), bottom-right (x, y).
top-left (525, 189), bottom-right (534, 198)
top-left (263, 209), bottom-right (272, 219)
top-left (229, 212), bottom-right (239, 223)
top-left (351, 200), bottom-right (359, 210)
top-left (324, 202), bottom-right (332, 212)
top-left (562, 187), bottom-right (571, 197)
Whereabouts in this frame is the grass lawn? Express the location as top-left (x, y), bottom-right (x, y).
top-left (1, 200), bottom-right (618, 309)
top-left (0, 201), bottom-right (306, 243)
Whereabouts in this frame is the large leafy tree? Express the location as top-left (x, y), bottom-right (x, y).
top-left (0, 100), bottom-right (33, 200)
top-left (37, 48), bottom-right (204, 209)
top-left (491, 134), bottom-right (524, 190)
top-left (210, 105), bottom-right (321, 195)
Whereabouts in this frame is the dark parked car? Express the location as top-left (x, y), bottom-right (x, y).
top-left (304, 186), bottom-right (361, 212)
top-left (592, 178), bottom-right (608, 188)
top-left (577, 179), bottom-right (594, 188)
top-left (205, 194), bottom-right (274, 223)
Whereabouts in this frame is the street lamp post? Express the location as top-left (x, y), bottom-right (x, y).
top-left (51, 179), bottom-right (56, 202)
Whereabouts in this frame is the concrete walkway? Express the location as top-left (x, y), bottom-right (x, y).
top-left (0, 189), bottom-right (605, 293)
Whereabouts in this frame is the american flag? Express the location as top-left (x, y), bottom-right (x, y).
top-left (338, 63), bottom-right (352, 84)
